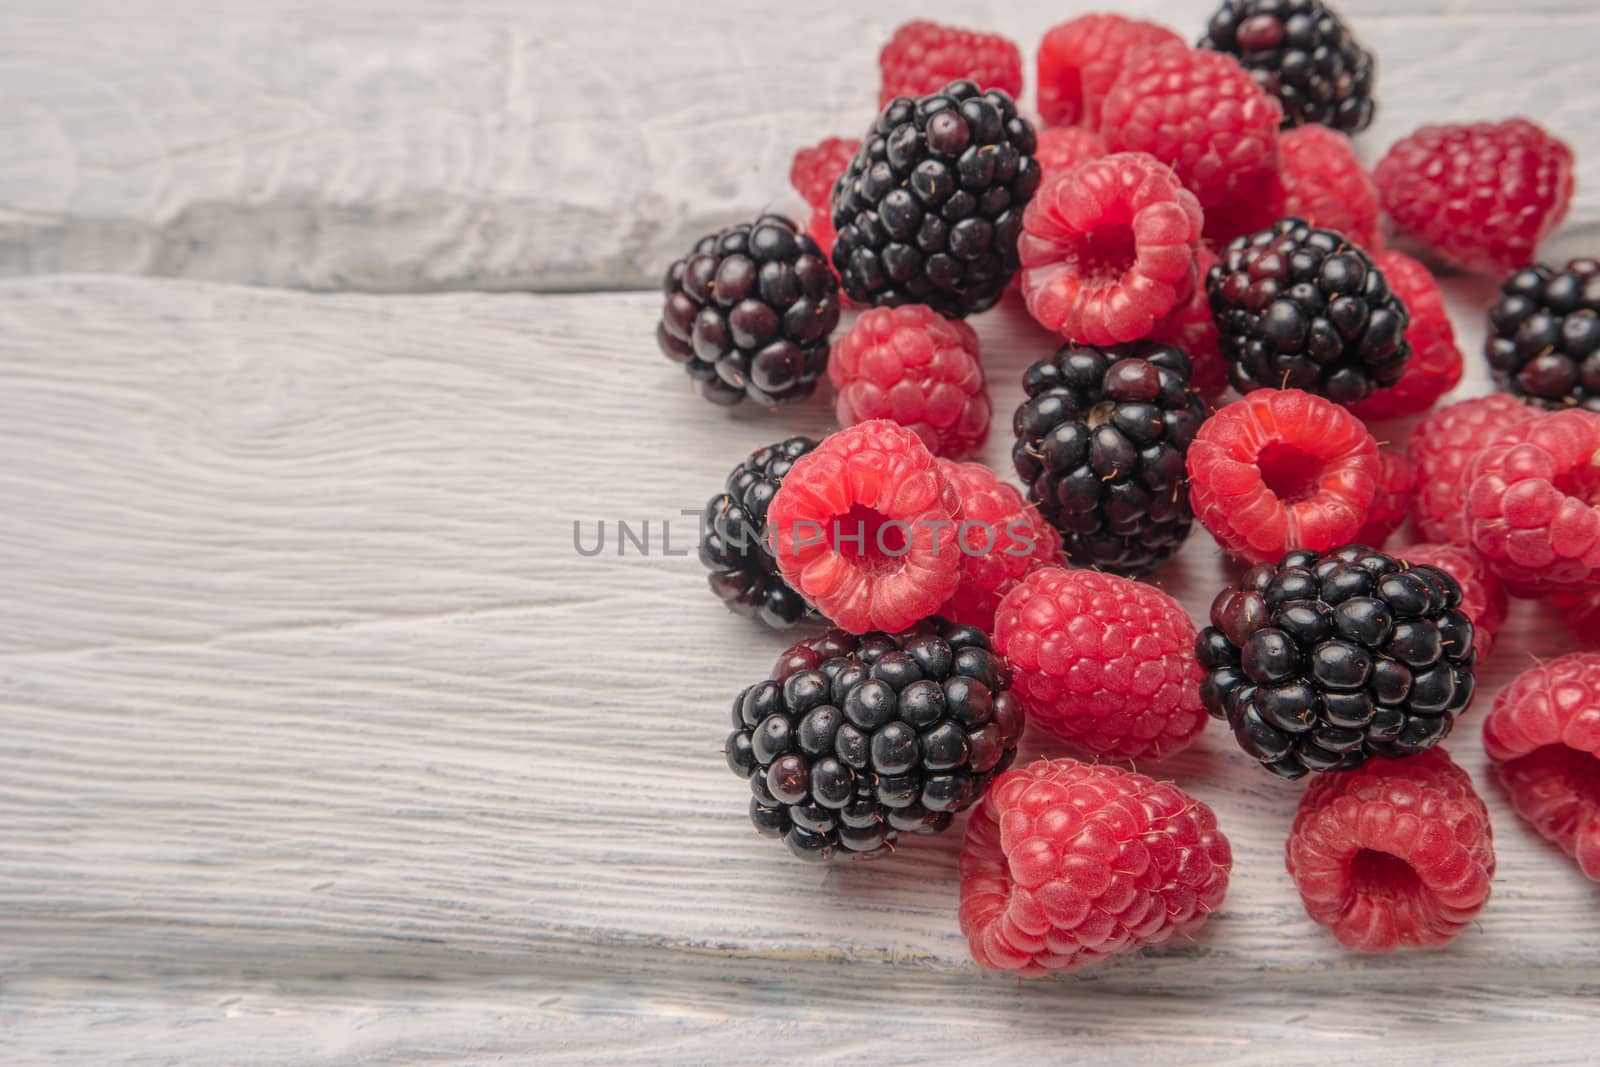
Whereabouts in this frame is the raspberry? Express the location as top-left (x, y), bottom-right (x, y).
top-left (1348, 252), bottom-right (1463, 421)
top-left (878, 20), bottom-right (1024, 108)
top-left (1011, 343), bottom-right (1207, 575)
top-left (767, 420), bottom-right (963, 634)
top-left (1355, 449), bottom-right (1416, 549)
top-left (1483, 652), bottom-right (1600, 882)
top-left (1408, 396), bottom-right (1537, 544)
top-left (1276, 125), bottom-right (1382, 251)
top-left (1100, 43), bottom-right (1282, 211)
top-left (1375, 119), bottom-right (1575, 277)
top-left (833, 81), bottom-right (1041, 318)
top-left (1033, 126), bottom-right (1108, 185)
top-left (1286, 748), bottom-right (1495, 951)
top-left (993, 566), bottom-right (1207, 760)
top-left (790, 137), bottom-right (860, 211)
top-left (1463, 409), bottom-right (1600, 594)
top-left (829, 305), bottom-right (991, 460)
top-left (959, 758), bottom-right (1231, 976)
top-left (1149, 245), bottom-right (1229, 403)
top-left (1487, 259), bottom-right (1600, 412)
top-left (1399, 544), bottom-right (1507, 660)
top-left (658, 214), bottom-right (841, 406)
top-left (935, 459), bottom-right (1062, 632)
top-left (1552, 585), bottom-right (1600, 646)
top-left (731, 620), bottom-right (1025, 861)
top-left (700, 436), bottom-right (820, 629)
top-left (1035, 14), bottom-right (1183, 129)
top-left (1201, 0), bottom-right (1376, 134)
top-left (1018, 153), bottom-right (1204, 346)
top-left (1200, 545), bottom-right (1479, 778)
top-left (1208, 218), bottom-right (1411, 405)
top-left (1187, 389), bottom-right (1380, 563)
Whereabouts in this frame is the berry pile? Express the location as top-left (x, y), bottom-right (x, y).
top-left (653, 4), bottom-right (1593, 978)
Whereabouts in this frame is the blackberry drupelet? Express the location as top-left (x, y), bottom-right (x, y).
top-left (1200, 0), bottom-right (1375, 134)
top-left (1209, 218), bottom-right (1411, 405)
top-left (699, 437), bottom-right (819, 629)
top-left (1486, 259), bottom-right (1600, 411)
top-left (658, 214), bottom-right (841, 406)
top-left (1012, 343), bottom-right (1206, 576)
top-left (727, 620), bottom-right (1025, 861)
top-left (1198, 544), bottom-right (1478, 780)
top-left (831, 79), bottom-right (1042, 318)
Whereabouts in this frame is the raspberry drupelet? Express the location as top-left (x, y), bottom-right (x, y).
top-left (1286, 748), bottom-right (1495, 951)
top-left (878, 20), bottom-right (1024, 108)
top-left (1019, 153), bottom-right (1205, 346)
top-left (790, 137), bottom-right (861, 211)
top-left (1186, 389), bottom-right (1380, 564)
top-left (1032, 126), bottom-right (1108, 184)
top-left (993, 566), bottom-right (1207, 761)
top-left (1349, 251), bottom-right (1462, 421)
top-left (829, 305), bottom-right (991, 460)
top-left (766, 420), bottom-right (963, 634)
top-left (1484, 652), bottom-right (1600, 882)
top-left (959, 758), bottom-right (1232, 976)
top-left (1407, 395), bottom-right (1537, 544)
top-left (934, 459), bottom-right (1062, 633)
top-left (1035, 14), bottom-right (1183, 130)
top-left (1354, 449), bottom-right (1416, 549)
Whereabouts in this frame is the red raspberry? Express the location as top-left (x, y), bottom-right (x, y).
top-left (992, 567), bottom-right (1206, 760)
top-left (1375, 119), bottom-right (1576, 277)
top-left (1286, 748), bottom-right (1495, 952)
top-left (1464, 409), bottom-right (1600, 594)
top-left (1348, 252), bottom-right (1463, 421)
top-left (1552, 585), bottom-right (1600, 646)
top-left (1035, 15), bottom-right (1183, 129)
top-left (1400, 544), bottom-right (1508, 659)
top-left (1100, 43), bottom-right (1282, 211)
top-left (1200, 173), bottom-right (1283, 249)
top-left (829, 306), bottom-right (991, 460)
top-left (1355, 449), bottom-right (1416, 549)
top-left (935, 459), bottom-right (1062, 632)
top-left (878, 20), bottom-right (1023, 107)
top-left (1483, 652), bottom-right (1600, 882)
top-left (1033, 126), bottom-right (1108, 184)
top-left (1019, 153), bottom-right (1204, 346)
top-left (959, 758), bottom-right (1231, 975)
top-left (1408, 396), bottom-right (1536, 543)
top-left (1149, 244), bottom-right (1228, 403)
top-left (1276, 125), bottom-right (1382, 251)
top-left (766, 419), bottom-right (963, 634)
top-left (789, 136), bottom-right (860, 210)
top-left (1187, 389), bottom-right (1380, 564)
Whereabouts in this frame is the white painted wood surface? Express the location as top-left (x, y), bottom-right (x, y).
top-left (5, 0), bottom-right (1600, 1062)
top-left (2, 0), bottom-right (1598, 292)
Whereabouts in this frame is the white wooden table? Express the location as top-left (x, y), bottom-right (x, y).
top-left (3, 2), bottom-right (1600, 1063)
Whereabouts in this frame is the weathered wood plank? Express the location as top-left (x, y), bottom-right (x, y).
top-left (2, 1), bottom-right (1597, 291)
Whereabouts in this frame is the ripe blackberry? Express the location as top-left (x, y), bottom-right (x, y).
top-left (658, 214), bottom-right (841, 406)
top-left (1209, 217), bottom-right (1411, 405)
top-left (1201, 0), bottom-right (1376, 134)
top-left (831, 80), bottom-right (1042, 318)
top-left (699, 437), bottom-right (819, 629)
top-left (728, 620), bottom-right (1025, 861)
top-left (1012, 343), bottom-right (1206, 575)
top-left (1198, 544), bottom-right (1478, 779)
top-left (1487, 259), bottom-right (1600, 412)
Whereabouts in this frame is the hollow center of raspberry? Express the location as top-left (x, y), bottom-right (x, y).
top-left (1349, 848), bottom-right (1422, 902)
top-left (1074, 223), bottom-right (1137, 284)
top-left (827, 503), bottom-right (910, 574)
top-left (1255, 444), bottom-right (1323, 502)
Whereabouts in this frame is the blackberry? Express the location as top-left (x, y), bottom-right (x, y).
top-left (1200, 0), bottom-right (1375, 134)
top-left (700, 437), bottom-right (819, 629)
top-left (1197, 544), bottom-right (1478, 780)
top-left (727, 620), bottom-right (1025, 861)
top-left (1209, 218), bottom-right (1410, 405)
top-left (831, 79), bottom-right (1041, 318)
top-left (1486, 259), bottom-right (1600, 412)
top-left (1012, 343), bottom-right (1206, 576)
top-left (657, 214), bottom-right (840, 407)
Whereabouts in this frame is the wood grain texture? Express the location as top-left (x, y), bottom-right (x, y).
top-left (3, 276), bottom-right (1600, 1063)
top-left (3, 0), bottom-right (1599, 292)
